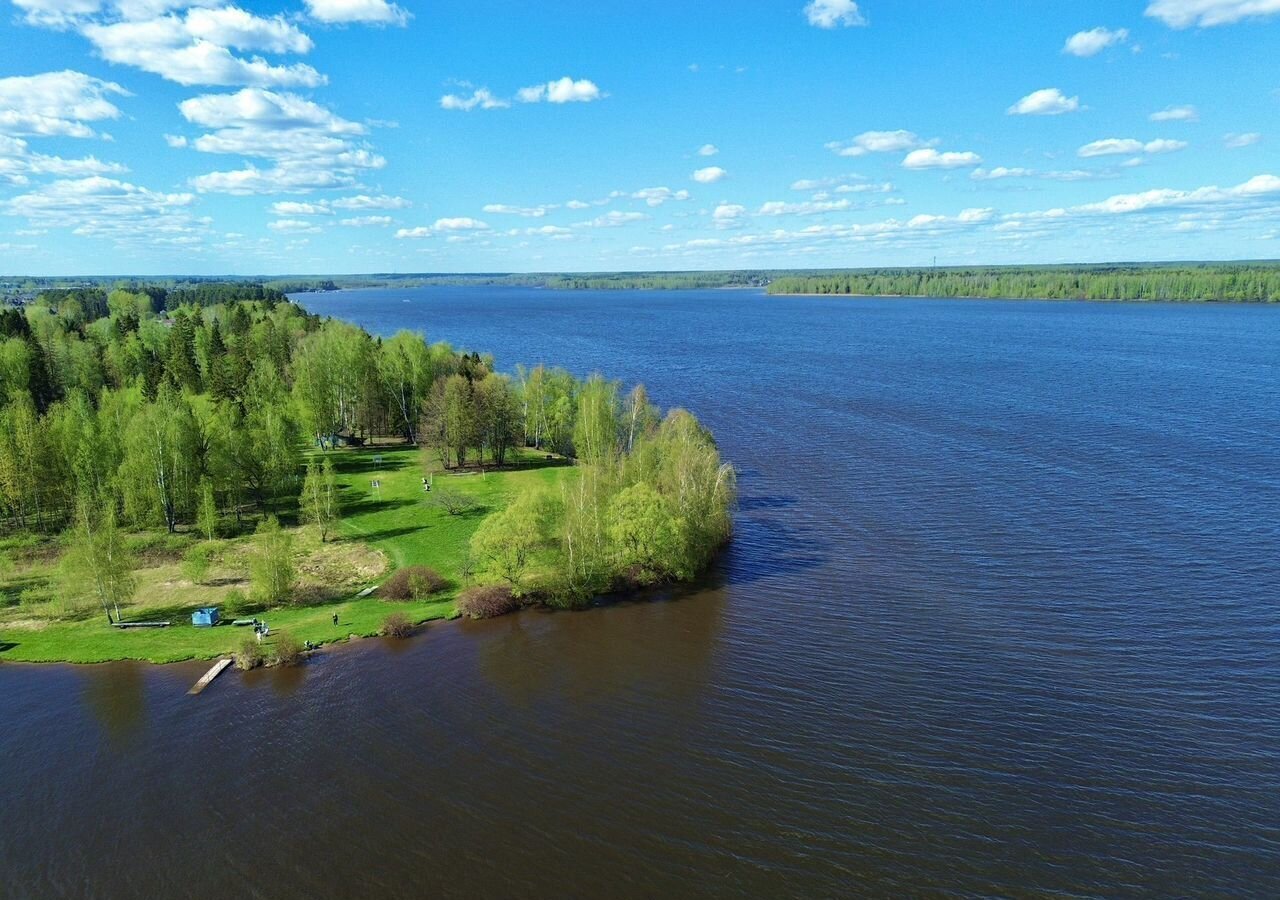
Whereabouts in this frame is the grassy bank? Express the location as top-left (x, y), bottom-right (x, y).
top-left (0, 444), bottom-right (572, 665)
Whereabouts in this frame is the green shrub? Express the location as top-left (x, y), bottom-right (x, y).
top-left (223, 588), bottom-right (248, 615)
top-left (271, 632), bottom-right (304, 666)
top-left (380, 612), bottom-right (414, 638)
top-left (457, 584), bottom-right (519, 619)
top-left (236, 635), bottom-right (265, 670)
top-left (379, 566), bottom-right (446, 600)
top-left (181, 543), bottom-right (217, 585)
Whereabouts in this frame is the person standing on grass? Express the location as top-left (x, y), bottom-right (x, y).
top-left (333, 612), bottom-right (339, 626)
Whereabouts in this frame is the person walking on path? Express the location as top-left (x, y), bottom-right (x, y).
top-left (333, 612), bottom-right (339, 627)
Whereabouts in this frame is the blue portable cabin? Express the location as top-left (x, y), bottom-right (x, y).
top-left (191, 606), bottom-right (221, 627)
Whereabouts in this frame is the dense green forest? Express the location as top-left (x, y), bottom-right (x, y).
top-left (9, 262), bottom-right (1278, 301)
top-left (766, 263), bottom-right (1280, 302)
top-left (0, 281), bottom-right (734, 636)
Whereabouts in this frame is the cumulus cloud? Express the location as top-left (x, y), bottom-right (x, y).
top-left (804, 0), bottom-right (866, 28)
top-left (268, 217), bottom-right (321, 233)
top-left (825, 129), bottom-right (928, 157)
top-left (483, 203), bottom-right (553, 217)
top-left (631, 186), bottom-right (691, 206)
top-left (1063, 27), bottom-right (1129, 56)
top-left (176, 88), bottom-right (384, 194)
top-left (2, 174), bottom-right (200, 242)
top-left (517, 77), bottom-right (604, 104)
top-left (902, 148), bottom-right (982, 169)
top-left (81, 9), bottom-right (324, 88)
top-left (697, 143), bottom-right (719, 156)
top-left (440, 88), bottom-right (509, 111)
top-left (331, 193), bottom-right (409, 209)
top-left (1224, 132), bottom-right (1262, 148)
top-left (0, 70), bottom-right (128, 138)
top-left (270, 200), bottom-right (330, 216)
top-left (711, 203), bottom-right (746, 228)
top-left (1146, 0), bottom-right (1280, 28)
top-left (340, 214), bottom-right (392, 226)
top-left (1007, 88), bottom-right (1081, 115)
top-left (582, 210), bottom-right (647, 228)
top-left (1150, 104), bottom-right (1199, 121)
top-left (692, 165), bottom-right (727, 183)
top-left (1078, 137), bottom-right (1188, 157)
top-left (303, 0), bottom-right (410, 26)
top-left (0, 135), bottom-right (127, 185)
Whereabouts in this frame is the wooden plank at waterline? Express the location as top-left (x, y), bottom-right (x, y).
top-left (188, 658), bottom-right (233, 696)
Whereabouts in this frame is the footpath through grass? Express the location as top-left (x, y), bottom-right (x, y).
top-left (0, 444), bottom-right (572, 665)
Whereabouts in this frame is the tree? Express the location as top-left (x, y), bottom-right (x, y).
top-left (607, 481), bottom-right (683, 580)
top-left (300, 457), bottom-right (340, 542)
top-left (250, 515), bottom-right (294, 604)
top-left (469, 491), bottom-right (551, 588)
top-left (378, 330), bottom-right (434, 443)
top-left (572, 374), bottom-right (619, 464)
top-left (62, 498), bottom-right (136, 624)
top-left (119, 383), bottom-right (201, 532)
top-left (197, 477), bottom-right (218, 542)
top-left (623, 383), bottom-right (659, 452)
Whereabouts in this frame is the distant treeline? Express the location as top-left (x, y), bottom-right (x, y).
top-left (266, 271), bottom-right (774, 293)
top-left (766, 264), bottom-right (1280, 303)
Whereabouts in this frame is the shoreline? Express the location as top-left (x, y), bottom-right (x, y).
top-left (767, 291), bottom-right (1278, 304)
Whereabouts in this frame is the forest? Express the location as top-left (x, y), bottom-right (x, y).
top-left (766, 263), bottom-right (1280, 302)
top-left (0, 282), bottom-right (734, 663)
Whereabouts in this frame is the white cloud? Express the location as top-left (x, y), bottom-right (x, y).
top-left (970, 167), bottom-right (1034, 180)
top-left (340, 215), bottom-right (391, 227)
top-left (692, 165), bottom-right (727, 183)
top-left (804, 0), bottom-right (866, 28)
top-left (440, 88), bottom-right (509, 111)
top-left (582, 211), bottom-right (647, 228)
top-left (271, 200), bottom-right (330, 216)
top-left (2, 174), bottom-right (200, 242)
top-left (1150, 104), bottom-right (1199, 121)
top-left (0, 70), bottom-right (128, 138)
top-left (1074, 173), bottom-right (1280, 214)
top-left (1063, 27), bottom-right (1129, 56)
top-left (1078, 137), bottom-right (1188, 157)
top-left (0, 134), bottom-right (128, 185)
top-left (1144, 138), bottom-right (1189, 154)
top-left (177, 88), bottom-right (384, 194)
top-left (483, 203), bottom-right (553, 217)
top-left (825, 129), bottom-right (928, 157)
top-left (12, 0), bottom-right (102, 28)
top-left (632, 186), bottom-right (691, 206)
top-left (1146, 0), bottom-right (1280, 28)
top-left (1224, 132), bottom-right (1261, 148)
top-left (268, 217), bottom-right (321, 233)
top-left (82, 11), bottom-right (324, 88)
top-left (395, 226), bottom-right (431, 239)
top-left (433, 217), bottom-right (488, 231)
top-left (712, 203), bottom-right (746, 225)
top-left (303, 0), bottom-right (410, 26)
top-left (758, 198), bottom-right (856, 215)
top-left (1008, 88), bottom-right (1081, 115)
top-left (517, 77), bottom-right (604, 104)
top-left (331, 193), bottom-right (409, 209)
top-left (697, 143), bottom-right (719, 156)
top-left (902, 148), bottom-right (982, 169)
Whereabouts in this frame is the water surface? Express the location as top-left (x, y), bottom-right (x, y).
top-left (3, 289), bottom-right (1279, 897)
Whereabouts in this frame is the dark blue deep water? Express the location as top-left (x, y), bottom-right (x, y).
top-left (2, 288), bottom-right (1278, 897)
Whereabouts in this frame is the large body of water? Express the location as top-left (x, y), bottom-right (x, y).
top-left (4, 288), bottom-right (1279, 897)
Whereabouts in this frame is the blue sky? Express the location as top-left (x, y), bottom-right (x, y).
top-left (0, 0), bottom-right (1277, 275)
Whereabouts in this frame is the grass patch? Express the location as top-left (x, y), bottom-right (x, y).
top-left (0, 442), bottom-right (571, 664)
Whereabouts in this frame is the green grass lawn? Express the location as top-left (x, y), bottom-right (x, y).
top-left (0, 443), bottom-right (573, 665)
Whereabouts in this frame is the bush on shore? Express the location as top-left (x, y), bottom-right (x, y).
top-left (379, 566), bottom-right (446, 600)
top-left (236, 635), bottom-right (265, 670)
top-left (381, 611), bottom-right (414, 638)
top-left (272, 631), bottom-right (304, 666)
top-left (457, 584), bottom-right (518, 619)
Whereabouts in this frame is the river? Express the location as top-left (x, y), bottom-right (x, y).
top-left (3, 288), bottom-right (1278, 897)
